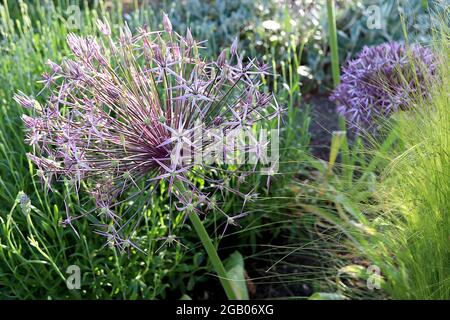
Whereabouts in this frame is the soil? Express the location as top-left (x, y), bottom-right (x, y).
top-left (304, 93), bottom-right (340, 160)
top-left (190, 232), bottom-right (317, 300)
top-left (189, 93), bottom-right (342, 300)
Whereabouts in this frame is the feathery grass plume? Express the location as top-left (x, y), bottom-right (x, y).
top-left (18, 16), bottom-right (280, 251)
top-left (330, 42), bottom-right (436, 128)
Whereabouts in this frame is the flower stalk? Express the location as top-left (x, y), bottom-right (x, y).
top-left (174, 180), bottom-right (239, 300)
top-left (326, 0), bottom-right (340, 88)
top-left (189, 212), bottom-right (238, 299)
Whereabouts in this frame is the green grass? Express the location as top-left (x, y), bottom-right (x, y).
top-left (362, 32), bottom-right (450, 299)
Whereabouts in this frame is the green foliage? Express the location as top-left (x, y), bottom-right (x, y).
top-left (161, 0), bottom-right (258, 56)
top-left (284, 103), bottom-right (399, 299)
top-left (306, 0), bottom-right (440, 91)
top-left (224, 251), bottom-right (249, 300)
top-left (0, 190), bottom-right (204, 299)
top-left (136, 0), bottom-right (442, 93)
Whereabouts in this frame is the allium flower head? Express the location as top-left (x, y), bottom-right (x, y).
top-left (330, 42), bottom-right (436, 127)
top-left (18, 15), bottom-right (279, 251)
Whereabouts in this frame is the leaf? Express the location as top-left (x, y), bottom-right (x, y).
top-left (224, 251), bottom-right (249, 300)
top-left (308, 292), bottom-right (347, 300)
top-left (328, 131), bottom-right (347, 172)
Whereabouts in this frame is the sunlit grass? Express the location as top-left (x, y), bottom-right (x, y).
top-left (365, 30), bottom-right (450, 299)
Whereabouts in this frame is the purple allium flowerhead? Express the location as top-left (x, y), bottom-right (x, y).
top-left (330, 42), bottom-right (436, 128)
top-left (16, 16), bottom-right (281, 252)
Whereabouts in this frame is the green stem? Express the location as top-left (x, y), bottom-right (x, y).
top-left (175, 181), bottom-right (238, 300)
top-left (326, 0), bottom-right (340, 88)
top-left (421, 0), bottom-right (428, 10)
top-left (188, 212), bottom-right (238, 300)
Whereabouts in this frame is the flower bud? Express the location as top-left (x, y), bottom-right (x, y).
top-left (96, 18), bottom-right (111, 36)
top-left (14, 92), bottom-right (35, 109)
top-left (163, 13), bottom-right (172, 33)
top-left (186, 28), bottom-right (194, 47)
top-left (217, 49), bottom-right (226, 67)
top-left (231, 37), bottom-right (238, 56)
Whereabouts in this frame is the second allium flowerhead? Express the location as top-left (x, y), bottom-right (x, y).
top-left (330, 41), bottom-right (436, 128)
top-left (17, 15), bottom-right (280, 250)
